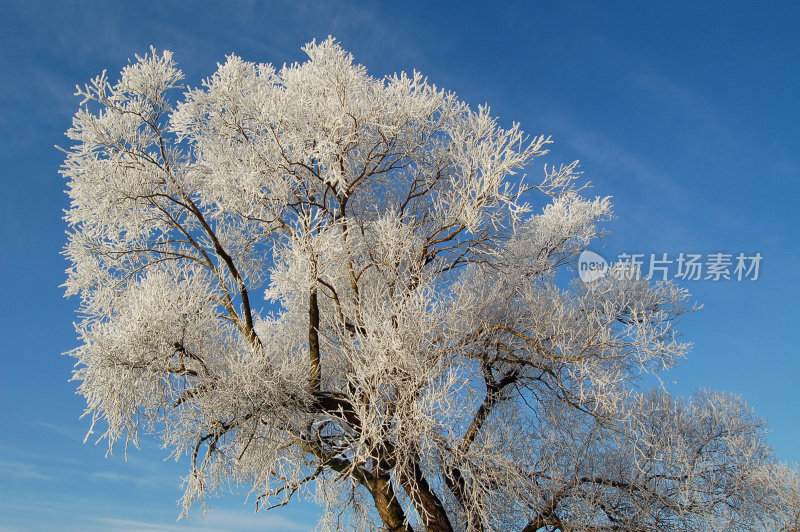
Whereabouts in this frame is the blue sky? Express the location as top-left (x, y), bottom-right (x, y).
top-left (1, 1), bottom-right (798, 530)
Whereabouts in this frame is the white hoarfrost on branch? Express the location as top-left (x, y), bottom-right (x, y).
top-left (61, 39), bottom-right (799, 532)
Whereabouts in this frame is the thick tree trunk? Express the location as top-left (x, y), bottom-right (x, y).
top-left (397, 463), bottom-right (454, 532)
top-left (308, 287), bottom-right (321, 392)
top-left (443, 466), bottom-right (483, 532)
top-left (373, 474), bottom-right (415, 532)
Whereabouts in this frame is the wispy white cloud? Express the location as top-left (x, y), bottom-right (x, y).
top-left (0, 459), bottom-right (50, 481)
top-left (90, 471), bottom-right (157, 486)
top-left (537, 107), bottom-right (708, 249)
top-left (30, 420), bottom-right (85, 442)
top-left (541, 106), bottom-right (678, 195)
top-left (628, 68), bottom-right (736, 146)
top-left (89, 518), bottom-right (189, 532)
top-left (190, 508), bottom-right (309, 531)
top-left (564, 125), bottom-right (675, 193)
top-left (92, 508), bottom-right (308, 532)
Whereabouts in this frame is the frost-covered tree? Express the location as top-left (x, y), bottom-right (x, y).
top-left (61, 39), bottom-right (798, 531)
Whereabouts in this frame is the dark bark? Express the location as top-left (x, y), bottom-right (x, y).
top-left (442, 368), bottom-right (520, 531)
top-left (396, 459), bottom-right (454, 532)
top-left (373, 474), bottom-right (415, 532)
top-left (309, 287), bottom-right (321, 392)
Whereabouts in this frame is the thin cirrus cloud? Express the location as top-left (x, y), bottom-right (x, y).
top-left (89, 471), bottom-right (158, 486)
top-left (91, 511), bottom-right (308, 532)
top-left (0, 459), bottom-right (50, 481)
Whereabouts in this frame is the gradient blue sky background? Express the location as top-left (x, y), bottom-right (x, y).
top-left (1, 2), bottom-right (798, 530)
